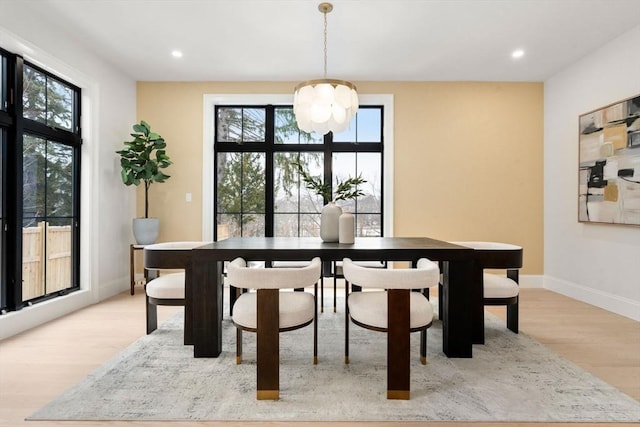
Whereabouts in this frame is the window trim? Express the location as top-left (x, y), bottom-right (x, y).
top-left (202, 94), bottom-right (394, 241)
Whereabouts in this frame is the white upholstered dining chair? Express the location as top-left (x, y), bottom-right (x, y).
top-left (143, 241), bottom-right (206, 336)
top-left (342, 257), bottom-right (440, 399)
top-left (226, 256), bottom-right (322, 400)
top-left (449, 241), bottom-right (521, 334)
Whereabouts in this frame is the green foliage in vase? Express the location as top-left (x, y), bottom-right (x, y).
top-left (116, 120), bottom-right (172, 218)
top-left (292, 161), bottom-right (366, 202)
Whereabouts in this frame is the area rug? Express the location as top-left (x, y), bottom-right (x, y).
top-left (29, 296), bottom-right (640, 422)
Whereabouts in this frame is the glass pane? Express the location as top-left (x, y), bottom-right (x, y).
top-left (274, 152), bottom-right (299, 213)
top-left (22, 219), bottom-right (45, 300)
top-left (45, 218), bottom-right (72, 294)
top-left (357, 214), bottom-right (382, 237)
top-left (356, 108), bottom-right (382, 142)
top-left (357, 153), bottom-right (382, 213)
top-left (217, 214), bottom-right (240, 239)
top-left (217, 108), bottom-right (242, 143)
top-left (299, 152), bottom-right (324, 212)
top-left (300, 213), bottom-right (320, 237)
top-left (47, 78), bottom-right (74, 131)
top-left (332, 152), bottom-right (356, 207)
top-left (275, 108), bottom-right (299, 144)
top-left (333, 107), bottom-right (382, 143)
top-left (332, 119), bottom-right (356, 142)
top-left (23, 135), bottom-right (47, 222)
top-left (241, 214), bottom-right (264, 237)
top-left (275, 107), bottom-right (322, 144)
top-left (23, 65), bottom-right (46, 123)
top-left (216, 152), bottom-right (242, 213)
top-left (274, 213), bottom-right (298, 237)
top-left (242, 153), bottom-right (265, 213)
top-left (242, 108), bottom-right (265, 142)
top-left (46, 142), bottom-right (74, 218)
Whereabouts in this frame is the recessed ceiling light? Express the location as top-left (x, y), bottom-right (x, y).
top-left (171, 50), bottom-right (183, 58)
top-left (511, 49), bottom-right (525, 59)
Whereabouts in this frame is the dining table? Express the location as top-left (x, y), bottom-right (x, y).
top-left (189, 236), bottom-right (479, 358)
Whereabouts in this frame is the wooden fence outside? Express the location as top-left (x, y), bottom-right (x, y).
top-left (22, 222), bottom-right (72, 300)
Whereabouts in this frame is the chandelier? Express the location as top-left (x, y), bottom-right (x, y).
top-left (293, 2), bottom-right (358, 135)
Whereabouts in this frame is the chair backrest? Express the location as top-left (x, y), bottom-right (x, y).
top-left (342, 258), bottom-right (439, 289)
top-left (143, 241), bottom-right (209, 269)
top-left (452, 241), bottom-right (522, 250)
top-left (227, 257), bottom-right (322, 289)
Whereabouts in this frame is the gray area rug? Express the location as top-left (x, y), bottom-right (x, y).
top-left (29, 296), bottom-right (640, 422)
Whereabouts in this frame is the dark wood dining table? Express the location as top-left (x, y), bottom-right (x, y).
top-left (189, 236), bottom-right (479, 358)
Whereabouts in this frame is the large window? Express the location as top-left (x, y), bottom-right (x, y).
top-left (0, 48), bottom-right (81, 314)
top-left (214, 105), bottom-right (383, 240)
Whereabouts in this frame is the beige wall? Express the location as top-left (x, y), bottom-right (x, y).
top-left (137, 81), bottom-right (543, 274)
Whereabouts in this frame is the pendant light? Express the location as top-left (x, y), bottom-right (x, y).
top-left (293, 2), bottom-right (358, 135)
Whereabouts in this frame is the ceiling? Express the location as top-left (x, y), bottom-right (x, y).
top-left (17, 0), bottom-right (640, 82)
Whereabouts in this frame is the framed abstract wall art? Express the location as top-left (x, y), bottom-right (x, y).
top-left (579, 95), bottom-right (640, 225)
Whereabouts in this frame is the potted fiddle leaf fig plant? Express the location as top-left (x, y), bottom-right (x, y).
top-left (292, 161), bottom-right (365, 243)
top-left (116, 120), bottom-right (172, 244)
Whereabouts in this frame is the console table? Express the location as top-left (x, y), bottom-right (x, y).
top-left (129, 244), bottom-right (148, 295)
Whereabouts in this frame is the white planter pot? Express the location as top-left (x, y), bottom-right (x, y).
top-left (132, 218), bottom-right (160, 245)
top-left (320, 202), bottom-right (342, 242)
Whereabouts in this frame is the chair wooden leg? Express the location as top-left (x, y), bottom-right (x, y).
top-left (345, 284), bottom-right (350, 364)
top-left (333, 269), bottom-right (338, 313)
top-left (387, 289), bottom-right (410, 400)
top-left (507, 299), bottom-right (519, 333)
top-left (438, 283), bottom-right (443, 320)
top-left (507, 269), bottom-right (519, 333)
top-left (229, 285), bottom-right (237, 316)
top-left (257, 289), bottom-right (279, 400)
top-left (314, 281), bottom-right (318, 364)
top-left (236, 328), bottom-right (243, 364)
top-left (320, 274), bottom-right (324, 313)
top-left (146, 296), bottom-right (157, 334)
top-left (420, 329), bottom-right (428, 365)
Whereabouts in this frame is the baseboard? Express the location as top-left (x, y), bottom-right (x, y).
top-left (0, 289), bottom-right (94, 340)
top-left (544, 275), bottom-right (640, 321)
top-left (0, 278), bottom-right (130, 341)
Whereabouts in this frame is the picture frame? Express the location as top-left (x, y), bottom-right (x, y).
top-left (578, 94), bottom-right (640, 225)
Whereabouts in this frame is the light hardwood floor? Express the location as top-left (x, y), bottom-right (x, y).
top-left (0, 286), bottom-right (638, 427)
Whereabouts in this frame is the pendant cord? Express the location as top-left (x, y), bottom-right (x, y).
top-left (323, 10), bottom-right (328, 79)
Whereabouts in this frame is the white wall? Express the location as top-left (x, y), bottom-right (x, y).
top-left (0, 3), bottom-right (137, 339)
top-left (544, 25), bottom-right (640, 321)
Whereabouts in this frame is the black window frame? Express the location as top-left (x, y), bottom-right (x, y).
top-left (213, 104), bottom-right (384, 240)
top-left (0, 47), bottom-right (82, 314)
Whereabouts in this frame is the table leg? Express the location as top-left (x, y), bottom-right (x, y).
top-left (441, 260), bottom-right (473, 357)
top-left (472, 263), bottom-right (485, 344)
top-left (192, 252), bottom-right (223, 357)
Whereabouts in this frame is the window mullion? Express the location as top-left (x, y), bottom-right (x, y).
top-left (264, 106), bottom-right (274, 237)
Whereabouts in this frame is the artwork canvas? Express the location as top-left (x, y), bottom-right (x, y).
top-left (579, 95), bottom-right (640, 225)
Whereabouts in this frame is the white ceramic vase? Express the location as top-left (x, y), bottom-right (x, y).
top-left (339, 211), bottom-right (355, 244)
top-left (320, 202), bottom-right (342, 242)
